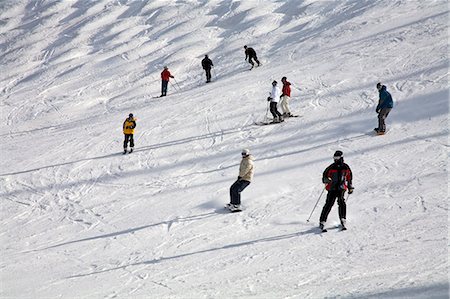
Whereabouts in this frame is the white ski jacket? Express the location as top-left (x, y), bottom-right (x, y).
top-left (269, 86), bottom-right (281, 103)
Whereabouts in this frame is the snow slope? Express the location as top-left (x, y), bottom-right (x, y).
top-left (0, 0), bottom-right (448, 298)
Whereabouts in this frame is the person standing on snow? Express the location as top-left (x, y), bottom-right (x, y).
top-left (201, 54), bottom-right (214, 83)
top-left (244, 45), bottom-right (260, 69)
top-left (319, 150), bottom-right (354, 232)
top-left (280, 76), bottom-right (293, 117)
top-left (160, 66), bottom-right (174, 97)
top-left (375, 82), bottom-right (394, 135)
top-left (123, 113), bottom-right (136, 154)
top-left (226, 149), bottom-right (255, 212)
top-left (267, 80), bottom-right (284, 123)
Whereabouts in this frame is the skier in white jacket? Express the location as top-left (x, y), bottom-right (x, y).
top-left (267, 80), bottom-right (284, 123)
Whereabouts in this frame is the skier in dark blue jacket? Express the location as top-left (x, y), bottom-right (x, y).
top-left (375, 82), bottom-right (394, 135)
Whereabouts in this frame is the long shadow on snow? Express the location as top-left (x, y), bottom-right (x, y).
top-left (0, 126), bottom-right (251, 177)
top-left (26, 212), bottom-right (219, 252)
top-left (66, 227), bottom-right (319, 278)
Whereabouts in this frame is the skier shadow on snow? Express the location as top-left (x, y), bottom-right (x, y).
top-left (67, 227), bottom-right (319, 278)
top-left (28, 212), bottom-right (219, 252)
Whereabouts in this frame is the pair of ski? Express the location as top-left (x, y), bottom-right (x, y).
top-left (320, 225), bottom-right (347, 233)
top-left (255, 115), bottom-right (300, 126)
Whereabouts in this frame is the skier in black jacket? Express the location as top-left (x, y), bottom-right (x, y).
top-left (319, 151), bottom-right (354, 231)
top-left (244, 45), bottom-right (260, 69)
top-left (201, 55), bottom-right (214, 83)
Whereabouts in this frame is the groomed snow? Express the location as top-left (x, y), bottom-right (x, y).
top-left (0, 0), bottom-right (448, 298)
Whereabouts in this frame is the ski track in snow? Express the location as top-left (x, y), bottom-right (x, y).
top-left (0, 0), bottom-right (448, 298)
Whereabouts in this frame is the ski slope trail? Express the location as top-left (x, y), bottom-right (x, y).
top-left (0, 1), bottom-right (448, 298)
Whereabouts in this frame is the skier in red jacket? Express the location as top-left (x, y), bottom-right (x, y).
top-left (160, 66), bottom-right (174, 97)
top-left (280, 76), bottom-right (293, 117)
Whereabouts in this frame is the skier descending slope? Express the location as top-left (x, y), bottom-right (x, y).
top-left (267, 80), bottom-right (284, 123)
top-left (201, 54), bottom-right (214, 83)
top-left (123, 113), bottom-right (136, 154)
top-left (319, 151), bottom-right (354, 232)
top-left (244, 45), bottom-right (260, 70)
top-left (225, 149), bottom-right (255, 212)
top-left (280, 76), bottom-right (295, 117)
top-left (160, 66), bottom-right (175, 97)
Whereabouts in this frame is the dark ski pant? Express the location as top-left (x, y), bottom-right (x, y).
top-left (248, 55), bottom-right (260, 67)
top-left (161, 80), bottom-right (169, 96)
top-left (270, 102), bottom-right (282, 120)
top-left (123, 134), bottom-right (134, 149)
top-left (319, 190), bottom-right (346, 224)
top-left (377, 108), bottom-right (392, 132)
top-left (204, 68), bottom-right (212, 82)
top-left (230, 179), bottom-right (250, 205)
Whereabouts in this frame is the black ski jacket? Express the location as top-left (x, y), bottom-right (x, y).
top-left (201, 57), bottom-right (213, 69)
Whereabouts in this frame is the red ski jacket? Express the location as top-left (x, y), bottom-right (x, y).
top-left (161, 69), bottom-right (173, 81)
top-left (322, 162), bottom-right (353, 191)
top-left (282, 81), bottom-right (291, 97)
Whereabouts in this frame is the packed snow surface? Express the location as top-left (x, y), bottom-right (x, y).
top-left (0, 0), bottom-right (448, 298)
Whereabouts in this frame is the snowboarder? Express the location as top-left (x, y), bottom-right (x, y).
top-left (375, 82), bottom-right (394, 135)
top-left (244, 45), bottom-right (260, 69)
top-left (319, 151), bottom-right (354, 231)
top-left (160, 66), bottom-right (174, 97)
top-left (201, 54), bottom-right (214, 83)
top-left (123, 113), bottom-right (136, 154)
top-left (226, 149), bottom-right (254, 212)
top-left (267, 80), bottom-right (284, 123)
top-left (280, 76), bottom-right (294, 117)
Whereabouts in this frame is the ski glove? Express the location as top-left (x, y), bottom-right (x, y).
top-left (267, 97), bottom-right (272, 101)
top-left (348, 187), bottom-right (354, 194)
top-left (238, 176), bottom-right (242, 180)
top-left (322, 177), bottom-right (331, 184)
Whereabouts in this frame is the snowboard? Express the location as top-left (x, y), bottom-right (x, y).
top-left (224, 204), bottom-right (242, 213)
top-left (372, 128), bottom-right (388, 136)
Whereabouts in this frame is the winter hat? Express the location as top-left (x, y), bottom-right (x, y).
top-left (281, 76), bottom-right (287, 81)
top-left (164, 66), bottom-right (168, 69)
top-left (376, 82), bottom-right (382, 89)
top-left (241, 149), bottom-right (250, 156)
top-left (272, 80), bottom-right (277, 85)
top-left (244, 45), bottom-right (247, 49)
top-left (129, 113), bottom-right (134, 118)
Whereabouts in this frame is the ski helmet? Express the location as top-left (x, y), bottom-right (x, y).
top-left (241, 149), bottom-right (250, 156)
top-left (272, 80), bottom-right (277, 85)
top-left (281, 76), bottom-right (287, 81)
top-left (376, 82), bottom-right (382, 89)
top-left (129, 113), bottom-right (133, 118)
top-left (333, 150), bottom-right (343, 162)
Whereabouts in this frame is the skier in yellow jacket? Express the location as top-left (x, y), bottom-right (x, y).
top-left (226, 149), bottom-right (254, 212)
top-left (123, 113), bottom-right (136, 154)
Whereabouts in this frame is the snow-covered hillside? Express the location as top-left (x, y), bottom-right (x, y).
top-left (0, 0), bottom-right (448, 298)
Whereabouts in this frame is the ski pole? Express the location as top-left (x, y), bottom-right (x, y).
top-left (170, 81), bottom-right (179, 92)
top-left (306, 187), bottom-right (326, 222)
top-left (264, 100), bottom-right (270, 123)
top-left (174, 78), bottom-right (181, 91)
